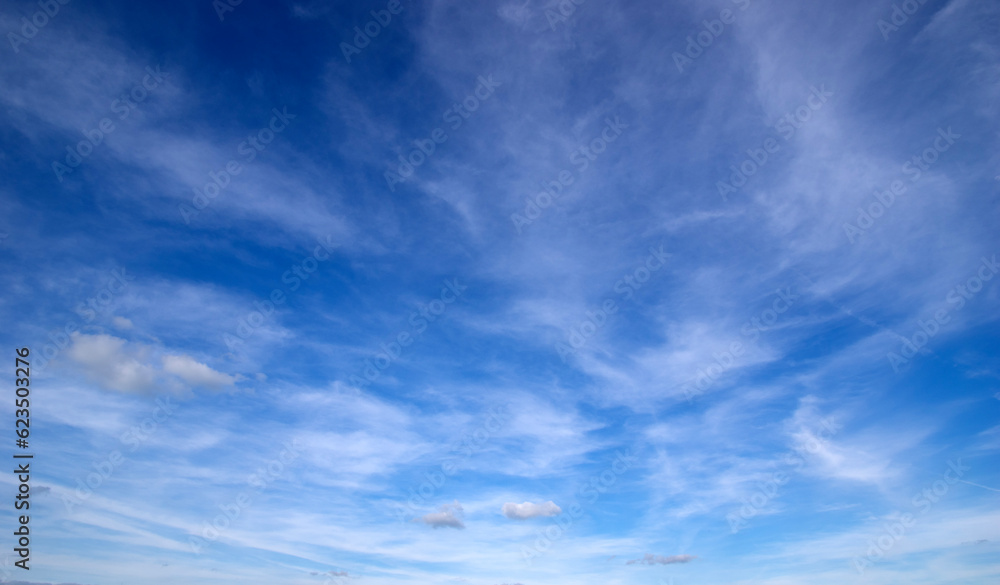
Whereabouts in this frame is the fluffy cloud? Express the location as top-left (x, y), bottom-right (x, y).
top-left (626, 554), bottom-right (696, 565)
top-left (162, 354), bottom-right (235, 389)
top-left (501, 501), bottom-right (562, 519)
top-left (112, 316), bottom-right (134, 330)
top-left (417, 501), bottom-right (465, 529)
top-left (66, 334), bottom-right (234, 393)
top-left (67, 333), bottom-right (157, 393)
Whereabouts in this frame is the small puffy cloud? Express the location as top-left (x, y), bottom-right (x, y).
top-left (67, 333), bottom-right (156, 393)
top-left (627, 554), bottom-right (696, 565)
top-left (112, 316), bottom-right (133, 330)
top-left (502, 501), bottom-right (562, 519)
top-left (162, 354), bottom-right (235, 389)
top-left (417, 501), bottom-right (465, 529)
top-left (66, 333), bottom-right (234, 393)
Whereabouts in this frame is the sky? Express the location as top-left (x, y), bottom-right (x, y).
top-left (0, 0), bottom-right (998, 583)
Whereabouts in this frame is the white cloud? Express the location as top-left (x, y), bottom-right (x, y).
top-left (626, 553), bottom-right (696, 565)
top-left (501, 500), bottom-right (562, 519)
top-left (417, 501), bottom-right (465, 529)
top-left (162, 354), bottom-right (235, 389)
top-left (67, 333), bottom-right (156, 393)
top-left (66, 333), bottom-right (234, 393)
top-left (112, 316), bottom-right (134, 330)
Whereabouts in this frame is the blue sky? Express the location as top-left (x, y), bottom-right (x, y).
top-left (0, 0), bottom-right (999, 583)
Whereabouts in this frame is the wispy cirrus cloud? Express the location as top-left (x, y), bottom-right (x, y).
top-left (1, 0), bottom-right (999, 584)
top-left (626, 553), bottom-right (697, 565)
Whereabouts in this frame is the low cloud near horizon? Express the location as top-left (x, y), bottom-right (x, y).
top-left (417, 501), bottom-right (465, 529)
top-left (626, 554), bottom-right (697, 565)
top-left (501, 501), bottom-right (562, 519)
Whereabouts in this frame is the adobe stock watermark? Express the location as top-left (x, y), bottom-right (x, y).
top-left (843, 127), bottom-right (960, 243)
top-left (188, 441), bottom-right (301, 554)
top-left (179, 106), bottom-right (296, 224)
top-left (851, 459), bottom-right (970, 574)
top-left (511, 115), bottom-right (628, 234)
top-left (51, 65), bottom-right (170, 183)
top-left (682, 287), bottom-right (799, 401)
top-left (212, 0), bottom-right (246, 22)
top-left (391, 404), bottom-right (509, 524)
top-left (349, 279), bottom-right (467, 386)
top-left (6, 0), bottom-right (72, 54)
top-left (223, 234), bottom-right (338, 358)
top-left (544, 0), bottom-right (589, 31)
top-left (61, 396), bottom-right (177, 513)
top-left (886, 253), bottom-right (997, 372)
top-left (340, 0), bottom-right (405, 63)
top-left (672, 0), bottom-right (752, 73)
top-left (726, 416), bottom-right (840, 533)
top-left (521, 448), bottom-right (638, 563)
top-left (716, 85), bottom-right (833, 201)
top-left (384, 75), bottom-right (502, 191)
top-left (554, 245), bottom-right (668, 362)
top-left (877, 0), bottom-right (933, 41)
